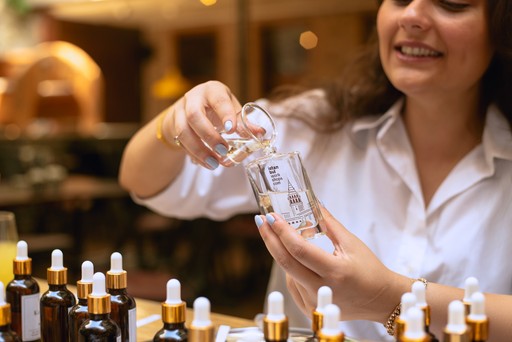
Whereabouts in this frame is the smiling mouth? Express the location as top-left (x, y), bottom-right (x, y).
top-left (397, 46), bottom-right (442, 57)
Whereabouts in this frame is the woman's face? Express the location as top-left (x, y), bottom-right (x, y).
top-left (377, 0), bottom-right (494, 99)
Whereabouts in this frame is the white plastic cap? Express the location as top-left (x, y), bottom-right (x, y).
top-left (50, 249), bottom-right (64, 270)
top-left (192, 297), bottom-right (212, 327)
top-left (166, 279), bottom-right (182, 304)
top-left (320, 304), bottom-right (341, 337)
top-left (110, 252), bottom-right (124, 272)
top-left (80, 261), bottom-right (94, 283)
top-left (266, 291), bottom-right (285, 321)
top-left (469, 292), bottom-right (486, 319)
top-left (16, 240), bottom-right (29, 260)
top-left (446, 300), bottom-right (467, 334)
top-left (91, 272), bottom-right (107, 296)
top-left (463, 277), bottom-right (480, 302)
top-left (403, 307), bottom-right (426, 339)
top-left (0, 282), bottom-right (5, 305)
top-left (399, 292), bottom-right (417, 319)
top-left (412, 281), bottom-right (427, 307)
top-left (316, 286), bottom-right (332, 312)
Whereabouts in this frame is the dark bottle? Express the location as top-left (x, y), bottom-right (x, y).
top-left (40, 249), bottom-right (77, 342)
top-left (0, 281), bottom-right (22, 342)
top-left (6, 241), bottom-right (40, 342)
top-left (106, 253), bottom-right (136, 342)
top-left (79, 272), bottom-right (121, 342)
top-left (153, 279), bottom-right (187, 341)
top-left (69, 261), bottom-right (94, 342)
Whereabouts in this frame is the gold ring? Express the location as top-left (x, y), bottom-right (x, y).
top-left (173, 135), bottom-right (182, 147)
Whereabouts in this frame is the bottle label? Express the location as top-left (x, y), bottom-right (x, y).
top-left (21, 293), bottom-right (41, 341)
top-left (128, 308), bottom-right (137, 342)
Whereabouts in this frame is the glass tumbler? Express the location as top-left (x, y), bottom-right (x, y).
top-left (0, 211), bottom-right (19, 286)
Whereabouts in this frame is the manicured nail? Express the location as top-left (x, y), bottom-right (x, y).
top-left (224, 120), bottom-right (233, 132)
top-left (215, 144), bottom-right (229, 156)
top-left (265, 214), bottom-right (275, 225)
top-left (205, 156), bottom-right (219, 170)
top-left (254, 215), bottom-right (264, 228)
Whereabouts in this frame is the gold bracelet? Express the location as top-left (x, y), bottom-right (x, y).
top-left (383, 277), bottom-right (428, 336)
top-left (156, 111), bottom-right (181, 150)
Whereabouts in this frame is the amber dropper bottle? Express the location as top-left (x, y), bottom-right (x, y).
top-left (317, 304), bottom-right (344, 342)
top-left (412, 281), bottom-right (438, 342)
top-left (443, 300), bottom-right (470, 342)
top-left (106, 252), bottom-right (137, 342)
top-left (0, 281), bottom-right (22, 342)
top-left (69, 261), bottom-right (94, 342)
top-left (153, 279), bottom-right (187, 341)
top-left (188, 297), bottom-right (214, 342)
top-left (395, 292), bottom-right (417, 341)
top-left (311, 286), bottom-right (332, 339)
top-left (6, 240), bottom-right (40, 341)
top-left (39, 249), bottom-right (77, 342)
top-left (399, 307), bottom-right (431, 342)
top-left (466, 292), bottom-right (488, 342)
top-left (263, 291), bottom-right (288, 342)
top-left (79, 272), bottom-right (121, 341)
top-left (462, 277), bottom-right (479, 317)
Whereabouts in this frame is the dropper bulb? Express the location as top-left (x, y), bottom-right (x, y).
top-left (267, 291), bottom-right (285, 321)
top-left (469, 292), bottom-right (486, 317)
top-left (50, 249), bottom-right (64, 270)
top-left (16, 240), bottom-right (29, 260)
top-left (110, 252), bottom-right (124, 272)
top-left (321, 304), bottom-right (341, 337)
top-left (317, 286), bottom-right (333, 311)
top-left (91, 272), bottom-right (107, 296)
top-left (411, 281), bottom-right (426, 306)
top-left (400, 292), bottom-right (417, 318)
top-left (192, 297), bottom-right (211, 327)
top-left (0, 282), bottom-right (5, 305)
top-left (463, 277), bottom-right (479, 302)
top-left (81, 261), bottom-right (94, 282)
top-left (166, 279), bottom-right (181, 304)
top-left (404, 307), bottom-right (425, 339)
top-left (446, 300), bottom-right (466, 334)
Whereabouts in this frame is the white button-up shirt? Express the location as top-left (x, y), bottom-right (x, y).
top-left (135, 92), bottom-right (512, 341)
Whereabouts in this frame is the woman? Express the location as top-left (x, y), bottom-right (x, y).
top-left (119, 0), bottom-right (512, 340)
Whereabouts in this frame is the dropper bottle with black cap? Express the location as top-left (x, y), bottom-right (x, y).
top-left (6, 240), bottom-right (40, 341)
top-left (106, 252), bottom-right (136, 342)
top-left (79, 272), bottom-right (121, 341)
top-left (40, 249), bottom-right (76, 342)
top-left (153, 279), bottom-right (187, 341)
top-left (69, 261), bottom-right (94, 342)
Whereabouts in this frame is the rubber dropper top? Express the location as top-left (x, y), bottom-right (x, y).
top-left (13, 240), bottom-right (32, 275)
top-left (47, 249), bottom-right (67, 285)
top-left (0, 282), bottom-right (11, 326)
top-left (192, 297), bottom-right (211, 327)
top-left (267, 291), bottom-right (285, 321)
top-left (316, 286), bottom-right (333, 312)
top-left (463, 277), bottom-right (479, 302)
top-left (412, 281), bottom-right (427, 307)
top-left (403, 307), bottom-right (426, 340)
top-left (106, 252), bottom-right (127, 289)
top-left (399, 292), bottom-right (417, 319)
top-left (77, 260), bottom-right (94, 299)
top-left (161, 279), bottom-right (186, 324)
top-left (88, 272), bottom-right (111, 315)
top-left (469, 292), bottom-right (486, 319)
top-left (319, 304), bottom-right (343, 338)
top-left (445, 300), bottom-right (467, 334)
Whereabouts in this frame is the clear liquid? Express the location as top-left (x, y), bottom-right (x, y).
top-left (225, 138), bottom-right (274, 164)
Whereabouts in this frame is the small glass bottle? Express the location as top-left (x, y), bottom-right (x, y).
top-left (153, 279), bottom-right (187, 341)
top-left (310, 286), bottom-right (332, 340)
top-left (69, 261), bottom-right (94, 342)
top-left (188, 297), bottom-right (214, 342)
top-left (263, 292), bottom-right (288, 342)
top-left (6, 241), bottom-right (40, 342)
top-left (106, 252), bottom-right (136, 342)
top-left (0, 281), bottom-right (22, 342)
top-left (40, 249), bottom-right (77, 342)
top-left (412, 281), bottom-right (438, 342)
top-left (79, 272), bottom-right (121, 341)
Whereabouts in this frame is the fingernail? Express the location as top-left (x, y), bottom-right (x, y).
top-left (265, 214), bottom-right (275, 226)
top-left (206, 156), bottom-right (219, 170)
top-left (254, 215), bottom-right (264, 228)
top-left (224, 120), bottom-right (233, 132)
top-left (215, 144), bottom-right (229, 156)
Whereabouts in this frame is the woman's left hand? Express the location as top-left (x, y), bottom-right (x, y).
top-left (255, 206), bottom-right (410, 323)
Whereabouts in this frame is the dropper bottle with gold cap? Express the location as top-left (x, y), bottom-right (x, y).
top-left (6, 240), bottom-right (40, 341)
top-left (40, 249), bottom-right (76, 342)
top-left (153, 279), bottom-right (187, 341)
top-left (263, 291), bottom-right (288, 342)
top-left (310, 286), bottom-right (332, 340)
top-left (106, 252), bottom-right (136, 342)
top-left (188, 297), bottom-right (214, 342)
top-left (0, 281), bottom-right (21, 341)
top-left (79, 272), bottom-right (121, 341)
top-left (466, 292), bottom-right (488, 342)
top-left (69, 261), bottom-right (94, 342)
top-left (317, 304), bottom-right (344, 342)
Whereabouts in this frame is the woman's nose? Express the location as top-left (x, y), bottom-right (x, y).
top-left (398, 0), bottom-right (432, 32)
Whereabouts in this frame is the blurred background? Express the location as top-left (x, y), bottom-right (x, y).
top-left (0, 0), bottom-right (377, 319)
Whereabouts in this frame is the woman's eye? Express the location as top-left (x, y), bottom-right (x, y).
top-left (439, 0), bottom-right (470, 11)
top-left (392, 0), bottom-right (412, 5)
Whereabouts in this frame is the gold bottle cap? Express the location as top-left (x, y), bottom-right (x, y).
top-left (106, 252), bottom-right (127, 289)
top-left (162, 302), bottom-right (186, 324)
top-left (0, 282), bottom-right (11, 326)
top-left (312, 310), bottom-right (323, 335)
top-left (317, 331), bottom-right (345, 342)
top-left (88, 272), bottom-right (111, 315)
top-left (188, 325), bottom-right (214, 342)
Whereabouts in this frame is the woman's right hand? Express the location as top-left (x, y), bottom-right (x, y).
top-left (163, 80), bottom-right (243, 169)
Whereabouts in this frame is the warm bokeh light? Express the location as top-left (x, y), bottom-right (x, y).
top-left (299, 31), bottom-right (318, 50)
top-left (200, 0), bottom-right (217, 6)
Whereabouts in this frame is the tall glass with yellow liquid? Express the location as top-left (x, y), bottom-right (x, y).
top-left (0, 211), bottom-right (19, 286)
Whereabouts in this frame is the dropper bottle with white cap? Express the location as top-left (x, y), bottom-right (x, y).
top-left (443, 300), bottom-right (470, 342)
top-left (188, 297), bottom-right (214, 342)
top-left (466, 292), bottom-right (488, 342)
top-left (462, 277), bottom-right (479, 316)
top-left (263, 291), bottom-right (288, 342)
top-left (6, 240), bottom-right (40, 341)
top-left (106, 252), bottom-right (137, 342)
top-left (399, 307), bottom-right (431, 342)
top-left (69, 261), bottom-right (94, 342)
top-left (79, 272), bottom-right (121, 340)
top-left (40, 249), bottom-right (77, 342)
top-left (317, 304), bottom-right (344, 342)
top-left (395, 292), bottom-right (417, 340)
top-left (412, 280), bottom-right (438, 342)
top-left (0, 281), bottom-right (21, 341)
top-left (153, 279), bottom-right (188, 341)
top-left (311, 286), bottom-right (332, 338)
